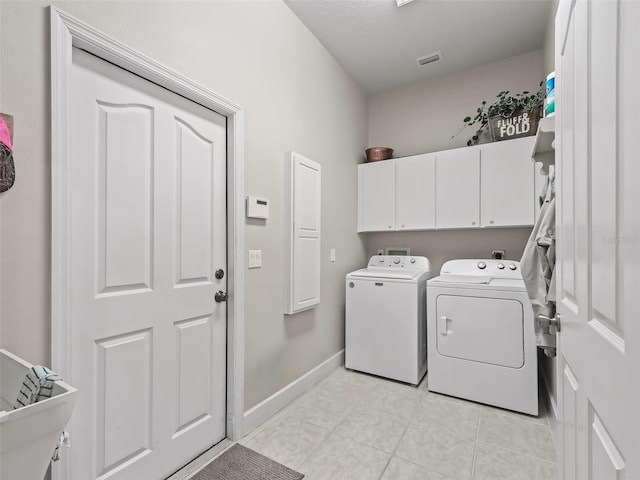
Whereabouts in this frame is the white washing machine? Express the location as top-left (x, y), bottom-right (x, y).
top-left (345, 255), bottom-right (431, 385)
top-left (427, 259), bottom-right (538, 415)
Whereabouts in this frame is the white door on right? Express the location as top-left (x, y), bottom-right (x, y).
top-left (555, 0), bottom-right (639, 479)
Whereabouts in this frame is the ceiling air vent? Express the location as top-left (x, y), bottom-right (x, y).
top-left (416, 51), bottom-right (442, 67)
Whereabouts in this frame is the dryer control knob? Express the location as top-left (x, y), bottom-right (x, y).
top-left (509, 263), bottom-right (517, 270)
top-left (497, 263), bottom-right (505, 269)
top-left (477, 261), bottom-right (487, 270)
top-left (410, 257), bottom-right (416, 264)
top-left (379, 257), bottom-right (385, 262)
top-left (393, 257), bottom-right (401, 264)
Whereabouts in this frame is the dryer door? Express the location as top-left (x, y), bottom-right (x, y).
top-left (436, 295), bottom-right (524, 368)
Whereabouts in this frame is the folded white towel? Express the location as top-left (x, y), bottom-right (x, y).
top-left (13, 365), bottom-right (60, 408)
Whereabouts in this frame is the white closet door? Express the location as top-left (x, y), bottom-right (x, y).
top-left (435, 148), bottom-right (480, 229)
top-left (358, 160), bottom-right (396, 232)
top-left (68, 48), bottom-right (227, 480)
top-left (480, 137), bottom-right (535, 227)
top-left (285, 152), bottom-right (321, 314)
top-left (396, 153), bottom-right (436, 230)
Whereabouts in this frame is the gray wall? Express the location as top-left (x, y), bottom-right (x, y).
top-left (543, 0), bottom-right (560, 75)
top-left (0, 0), bottom-right (368, 411)
top-left (366, 50), bottom-right (545, 271)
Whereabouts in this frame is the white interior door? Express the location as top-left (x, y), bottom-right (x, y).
top-left (555, 0), bottom-right (638, 478)
top-left (67, 47), bottom-right (227, 479)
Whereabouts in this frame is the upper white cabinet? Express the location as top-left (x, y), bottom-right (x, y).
top-left (480, 136), bottom-right (535, 227)
top-left (396, 153), bottom-right (436, 230)
top-left (358, 137), bottom-right (538, 232)
top-left (435, 148), bottom-right (480, 229)
top-left (357, 160), bottom-right (395, 232)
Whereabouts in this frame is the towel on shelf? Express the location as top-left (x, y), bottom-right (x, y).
top-left (13, 365), bottom-right (60, 408)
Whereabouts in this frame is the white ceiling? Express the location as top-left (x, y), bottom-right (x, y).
top-left (285, 0), bottom-right (552, 94)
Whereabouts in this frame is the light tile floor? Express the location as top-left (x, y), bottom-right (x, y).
top-left (239, 367), bottom-right (558, 480)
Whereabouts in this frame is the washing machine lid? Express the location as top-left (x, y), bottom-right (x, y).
top-left (428, 275), bottom-right (526, 292)
top-left (348, 268), bottom-right (425, 280)
top-left (429, 274), bottom-right (492, 284)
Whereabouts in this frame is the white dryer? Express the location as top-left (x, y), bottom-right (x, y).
top-left (345, 255), bottom-right (431, 385)
top-left (427, 259), bottom-right (538, 415)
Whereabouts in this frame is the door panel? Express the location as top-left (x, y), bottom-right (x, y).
top-left (175, 118), bottom-right (216, 285)
top-left (97, 103), bottom-right (153, 294)
top-left (591, 412), bottom-right (625, 479)
top-left (69, 47), bottom-right (227, 479)
top-left (97, 330), bottom-right (152, 475)
top-left (562, 365), bottom-right (578, 480)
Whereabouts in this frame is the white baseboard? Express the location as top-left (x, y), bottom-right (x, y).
top-left (242, 350), bottom-right (344, 437)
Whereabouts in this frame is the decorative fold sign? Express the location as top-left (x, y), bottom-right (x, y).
top-left (0, 113), bottom-right (15, 193)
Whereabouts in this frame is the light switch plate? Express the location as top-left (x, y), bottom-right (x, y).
top-left (330, 249), bottom-right (336, 262)
top-left (249, 250), bottom-right (262, 269)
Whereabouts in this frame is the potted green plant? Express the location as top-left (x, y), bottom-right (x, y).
top-left (454, 82), bottom-right (545, 146)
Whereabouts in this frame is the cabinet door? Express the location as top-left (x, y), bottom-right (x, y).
top-left (285, 152), bottom-right (321, 314)
top-left (435, 148), bottom-right (480, 229)
top-left (358, 161), bottom-right (396, 232)
top-left (396, 153), bottom-right (436, 230)
top-left (480, 137), bottom-right (535, 227)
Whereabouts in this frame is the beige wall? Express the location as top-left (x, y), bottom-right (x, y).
top-left (366, 50), bottom-right (544, 271)
top-left (0, 1), bottom-right (368, 411)
top-left (368, 49), bottom-right (545, 157)
top-left (364, 229), bottom-right (533, 278)
top-left (543, 0), bottom-right (560, 75)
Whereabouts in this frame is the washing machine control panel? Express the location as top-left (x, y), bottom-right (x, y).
top-left (441, 259), bottom-right (522, 279)
top-left (368, 255), bottom-right (430, 270)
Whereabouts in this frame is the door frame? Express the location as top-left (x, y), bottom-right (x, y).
top-left (50, 7), bottom-right (245, 478)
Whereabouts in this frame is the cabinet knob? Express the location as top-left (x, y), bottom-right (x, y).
top-left (489, 220), bottom-right (494, 224)
top-left (388, 225), bottom-right (392, 229)
top-left (471, 221), bottom-right (476, 226)
top-left (401, 224), bottom-right (405, 228)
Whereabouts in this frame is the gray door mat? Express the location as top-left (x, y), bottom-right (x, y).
top-left (190, 443), bottom-right (304, 480)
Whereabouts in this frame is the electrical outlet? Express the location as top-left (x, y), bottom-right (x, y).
top-left (491, 249), bottom-right (506, 260)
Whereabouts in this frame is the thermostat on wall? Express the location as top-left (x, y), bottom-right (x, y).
top-left (246, 195), bottom-right (270, 219)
